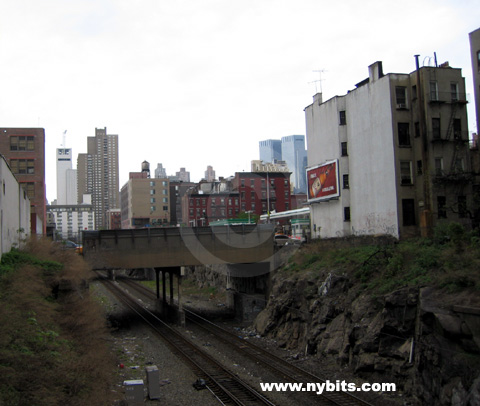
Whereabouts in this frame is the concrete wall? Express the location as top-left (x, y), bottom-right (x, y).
top-left (347, 73), bottom-right (399, 237)
top-left (0, 155), bottom-right (31, 257)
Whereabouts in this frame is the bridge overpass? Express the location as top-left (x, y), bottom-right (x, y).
top-left (83, 225), bottom-right (280, 321)
top-left (82, 224), bottom-right (275, 269)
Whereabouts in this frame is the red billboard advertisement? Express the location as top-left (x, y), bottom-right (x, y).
top-left (307, 159), bottom-right (339, 202)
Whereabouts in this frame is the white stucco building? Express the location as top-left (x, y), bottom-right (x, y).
top-left (305, 61), bottom-right (472, 239)
top-left (0, 154), bottom-right (31, 256)
top-left (48, 195), bottom-right (95, 242)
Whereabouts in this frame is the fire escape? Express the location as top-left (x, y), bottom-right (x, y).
top-left (431, 91), bottom-right (471, 187)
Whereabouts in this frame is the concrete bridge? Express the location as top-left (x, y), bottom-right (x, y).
top-left (82, 224), bottom-right (275, 269)
top-left (83, 225), bottom-right (279, 321)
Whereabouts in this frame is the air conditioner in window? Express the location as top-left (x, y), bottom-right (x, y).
top-left (397, 103), bottom-right (407, 109)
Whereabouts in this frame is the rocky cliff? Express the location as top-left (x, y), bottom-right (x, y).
top-left (253, 253), bottom-right (480, 406)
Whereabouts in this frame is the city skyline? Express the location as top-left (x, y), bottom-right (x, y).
top-left (0, 1), bottom-right (478, 204)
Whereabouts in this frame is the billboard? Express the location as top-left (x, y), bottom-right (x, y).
top-left (307, 159), bottom-right (339, 202)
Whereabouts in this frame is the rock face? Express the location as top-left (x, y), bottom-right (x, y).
top-left (253, 270), bottom-right (480, 406)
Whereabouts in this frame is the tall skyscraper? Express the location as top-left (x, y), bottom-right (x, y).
top-left (176, 167), bottom-right (190, 182)
top-left (155, 163), bottom-right (167, 178)
top-left (56, 147), bottom-right (77, 204)
top-left (205, 165), bottom-right (216, 182)
top-left (281, 135), bottom-right (307, 194)
top-left (259, 139), bottom-right (282, 163)
top-left (77, 127), bottom-right (119, 228)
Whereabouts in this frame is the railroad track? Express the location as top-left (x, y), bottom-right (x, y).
top-left (118, 277), bottom-right (379, 406)
top-left (98, 273), bottom-right (276, 405)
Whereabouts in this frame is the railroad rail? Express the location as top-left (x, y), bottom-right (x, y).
top-left (119, 277), bottom-right (378, 406)
top-left (98, 273), bottom-right (276, 405)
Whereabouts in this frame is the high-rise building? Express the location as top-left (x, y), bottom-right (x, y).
top-left (0, 128), bottom-right (46, 234)
top-left (259, 137), bottom-right (307, 194)
top-left (470, 27), bottom-right (480, 133)
top-left (281, 135), bottom-right (307, 194)
top-left (176, 167), bottom-right (190, 182)
top-left (154, 163), bottom-right (167, 178)
top-left (77, 127), bottom-right (119, 228)
top-left (305, 60), bottom-right (472, 239)
top-left (259, 139), bottom-right (282, 163)
top-left (56, 147), bottom-right (77, 204)
top-left (205, 165), bottom-right (215, 182)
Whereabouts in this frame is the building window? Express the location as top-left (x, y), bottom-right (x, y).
top-left (10, 159), bottom-right (35, 174)
top-left (395, 86), bottom-right (407, 108)
top-left (150, 189), bottom-right (155, 195)
top-left (417, 160), bottom-right (423, 175)
top-left (344, 207), bottom-right (351, 221)
top-left (398, 123), bottom-right (411, 146)
top-left (250, 179), bottom-right (255, 187)
top-left (453, 119), bottom-right (462, 140)
top-left (458, 196), bottom-right (467, 218)
top-left (10, 136), bottom-right (35, 151)
top-left (432, 118), bottom-right (441, 140)
top-left (450, 82), bottom-right (459, 101)
top-left (435, 157), bottom-right (444, 176)
top-left (402, 199), bottom-right (416, 226)
top-left (341, 142), bottom-right (348, 156)
top-left (150, 197), bottom-right (156, 203)
top-left (343, 174), bottom-right (349, 189)
top-left (437, 196), bottom-right (447, 219)
top-left (22, 182), bottom-right (35, 199)
top-left (400, 161), bottom-right (413, 185)
top-left (339, 110), bottom-right (347, 125)
top-left (150, 181), bottom-right (155, 187)
top-left (453, 158), bottom-right (465, 173)
top-left (163, 198), bottom-right (168, 203)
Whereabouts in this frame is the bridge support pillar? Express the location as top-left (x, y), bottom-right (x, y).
top-left (225, 263), bottom-right (270, 321)
top-left (107, 269), bottom-right (116, 281)
top-left (154, 266), bottom-right (184, 326)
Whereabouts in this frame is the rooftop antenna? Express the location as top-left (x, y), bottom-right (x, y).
top-left (309, 69), bottom-right (326, 94)
top-left (62, 130), bottom-right (67, 147)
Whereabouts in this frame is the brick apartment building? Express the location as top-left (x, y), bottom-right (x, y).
top-left (182, 172), bottom-right (292, 226)
top-left (0, 128), bottom-right (46, 234)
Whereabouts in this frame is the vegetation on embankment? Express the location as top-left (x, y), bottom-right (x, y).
top-left (282, 222), bottom-right (480, 297)
top-left (255, 223), bottom-right (480, 405)
top-left (0, 239), bottom-right (117, 406)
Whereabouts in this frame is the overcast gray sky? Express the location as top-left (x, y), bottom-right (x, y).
top-left (0, 0), bottom-right (479, 203)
